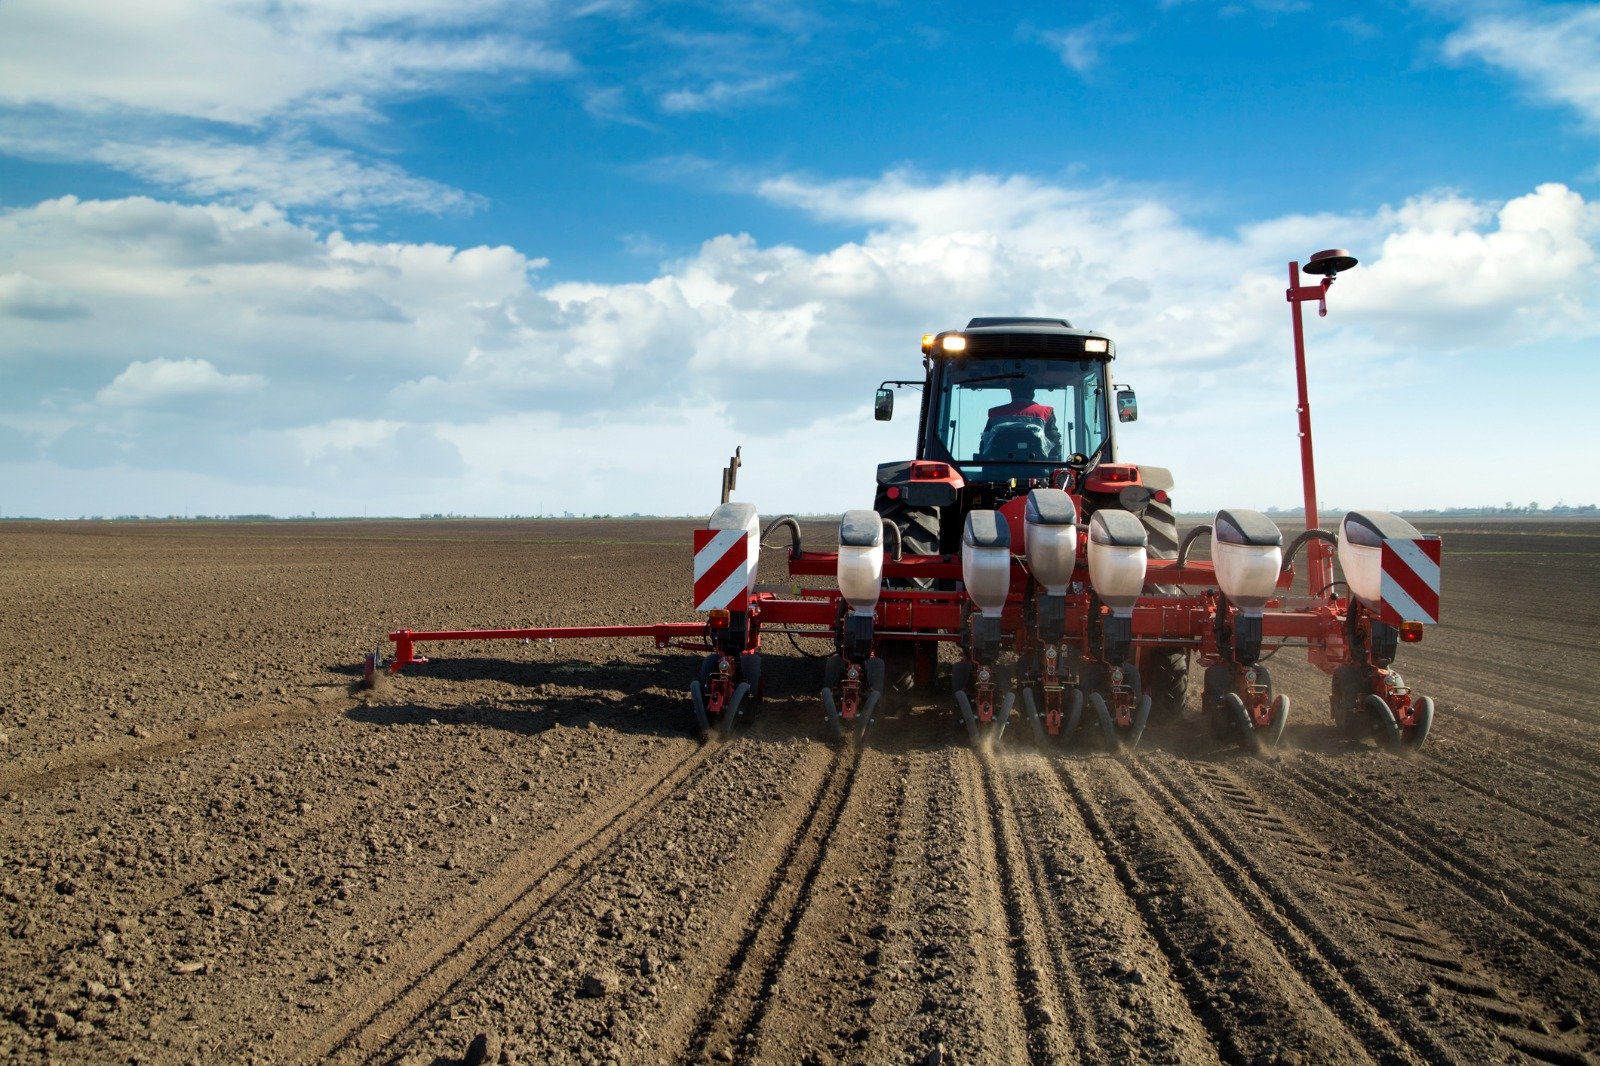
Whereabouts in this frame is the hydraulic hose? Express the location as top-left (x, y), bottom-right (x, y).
top-left (1281, 528), bottom-right (1336, 573)
top-left (880, 518), bottom-right (903, 562)
top-left (1175, 524), bottom-right (1212, 569)
top-left (761, 516), bottom-right (804, 559)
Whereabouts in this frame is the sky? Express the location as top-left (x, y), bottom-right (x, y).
top-left (0, 0), bottom-right (1597, 520)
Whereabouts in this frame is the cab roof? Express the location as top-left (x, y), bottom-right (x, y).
top-left (937, 317), bottom-right (1114, 359)
top-left (964, 316), bottom-right (1073, 330)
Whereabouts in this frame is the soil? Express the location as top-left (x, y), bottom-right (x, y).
top-left (0, 516), bottom-right (1596, 1065)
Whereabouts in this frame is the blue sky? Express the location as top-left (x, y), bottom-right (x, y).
top-left (1, 0), bottom-right (1596, 518)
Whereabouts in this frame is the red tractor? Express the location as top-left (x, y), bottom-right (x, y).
top-left (865, 316), bottom-right (1189, 747)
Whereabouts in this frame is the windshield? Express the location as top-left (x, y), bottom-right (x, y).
top-left (929, 357), bottom-right (1109, 478)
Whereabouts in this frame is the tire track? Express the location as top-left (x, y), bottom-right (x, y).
top-left (1408, 753), bottom-right (1591, 838)
top-left (1186, 760), bottom-right (1596, 1066)
top-left (287, 737), bottom-right (724, 1064)
top-left (850, 741), bottom-right (942, 1061)
top-left (674, 741), bottom-right (863, 1063)
top-left (740, 739), bottom-right (908, 1062)
top-left (1278, 759), bottom-right (1600, 964)
top-left (0, 693), bottom-right (343, 796)
top-left (1135, 756), bottom-right (1459, 1062)
top-left (1050, 754), bottom-right (1380, 1065)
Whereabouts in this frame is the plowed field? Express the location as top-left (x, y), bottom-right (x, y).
top-left (2, 518), bottom-right (1596, 1065)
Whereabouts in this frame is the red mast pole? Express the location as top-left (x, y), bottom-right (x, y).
top-left (1287, 259), bottom-right (1336, 597)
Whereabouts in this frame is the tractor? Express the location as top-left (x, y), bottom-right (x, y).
top-left (867, 317), bottom-right (1188, 745)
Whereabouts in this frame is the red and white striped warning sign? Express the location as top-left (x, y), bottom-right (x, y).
top-left (693, 529), bottom-right (750, 612)
top-left (1379, 537), bottom-right (1441, 626)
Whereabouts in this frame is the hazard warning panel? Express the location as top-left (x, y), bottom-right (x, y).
top-left (693, 529), bottom-right (750, 612)
top-left (1379, 537), bottom-right (1441, 626)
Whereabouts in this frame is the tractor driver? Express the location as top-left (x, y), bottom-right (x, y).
top-left (985, 383), bottom-right (1063, 459)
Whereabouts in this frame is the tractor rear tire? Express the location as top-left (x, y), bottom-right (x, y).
top-left (1140, 492), bottom-right (1181, 563)
top-left (1144, 649), bottom-right (1189, 722)
top-left (1331, 664), bottom-right (1366, 737)
top-left (1133, 487), bottom-right (1185, 724)
top-left (876, 499), bottom-right (941, 694)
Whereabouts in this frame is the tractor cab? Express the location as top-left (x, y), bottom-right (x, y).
top-left (879, 318), bottom-right (1127, 492)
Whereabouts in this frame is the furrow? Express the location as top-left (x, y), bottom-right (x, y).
top-left (1186, 760), bottom-right (1597, 1065)
top-left (996, 750), bottom-right (1219, 1063)
top-left (976, 749), bottom-right (1085, 1063)
top-left (677, 742), bottom-right (863, 1063)
top-left (288, 739), bottom-right (722, 1064)
top-left (1136, 757), bottom-right (1457, 1062)
top-left (1279, 759), bottom-right (1600, 963)
top-left (741, 740), bottom-right (909, 1062)
top-left (1047, 756), bottom-right (1371, 1065)
top-left (955, 744), bottom-right (1038, 1066)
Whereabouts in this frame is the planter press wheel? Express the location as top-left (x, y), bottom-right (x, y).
top-left (1364, 693), bottom-right (1402, 749)
top-left (1224, 692), bottom-right (1263, 755)
top-left (718, 652), bottom-right (759, 738)
top-left (821, 654), bottom-right (845, 741)
top-left (1021, 687), bottom-right (1045, 744)
top-left (954, 690), bottom-right (981, 747)
top-left (1402, 696), bottom-right (1434, 750)
top-left (1087, 693), bottom-right (1121, 753)
top-left (1080, 662), bottom-right (1136, 752)
top-left (689, 653), bottom-right (717, 741)
top-left (1266, 694), bottom-right (1290, 748)
top-left (1251, 664), bottom-right (1289, 749)
top-left (720, 682), bottom-right (751, 739)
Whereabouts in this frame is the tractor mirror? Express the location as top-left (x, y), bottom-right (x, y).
top-left (1116, 387), bottom-right (1138, 422)
top-left (874, 387), bottom-right (894, 421)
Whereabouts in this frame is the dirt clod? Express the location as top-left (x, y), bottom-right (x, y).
top-left (463, 1030), bottom-right (501, 1065)
top-left (580, 971), bottom-right (618, 998)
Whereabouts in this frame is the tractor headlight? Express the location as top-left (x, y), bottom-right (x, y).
top-left (941, 335), bottom-right (967, 352)
top-left (1084, 337), bottom-right (1109, 353)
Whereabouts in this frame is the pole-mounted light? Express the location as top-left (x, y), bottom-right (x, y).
top-left (1286, 248), bottom-right (1358, 597)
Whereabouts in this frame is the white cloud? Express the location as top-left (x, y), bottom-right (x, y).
top-left (1338, 183), bottom-right (1599, 344)
top-left (1443, 4), bottom-right (1600, 129)
top-left (660, 75), bottom-right (794, 114)
top-left (0, 0), bottom-right (574, 126)
top-left (0, 177), bottom-right (1596, 517)
top-left (1035, 21), bottom-right (1135, 76)
top-left (0, 0), bottom-right (574, 214)
top-left (88, 138), bottom-right (486, 215)
top-left (96, 358), bottom-right (266, 407)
